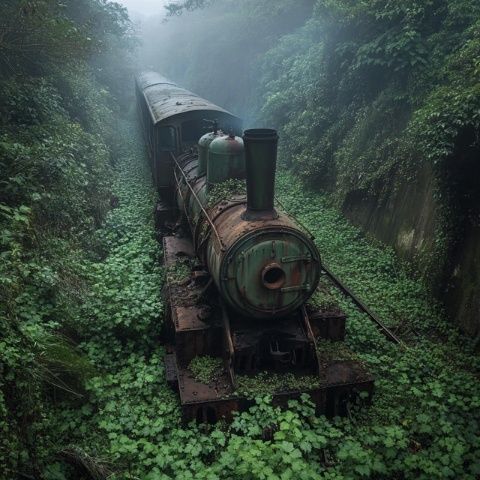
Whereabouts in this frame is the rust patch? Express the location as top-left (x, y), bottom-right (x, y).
top-left (308, 311), bottom-right (347, 341)
top-left (163, 236), bottom-right (194, 267)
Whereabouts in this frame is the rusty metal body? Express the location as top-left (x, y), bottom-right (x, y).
top-left (136, 71), bottom-right (374, 423)
top-left (173, 149), bottom-right (321, 319)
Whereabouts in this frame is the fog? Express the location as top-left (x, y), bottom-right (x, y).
top-left (132, 0), bottom-right (313, 126)
top-left (116, 0), bottom-right (168, 18)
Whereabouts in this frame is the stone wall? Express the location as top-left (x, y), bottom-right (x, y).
top-left (341, 163), bottom-right (480, 338)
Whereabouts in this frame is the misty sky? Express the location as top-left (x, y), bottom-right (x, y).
top-left (116, 0), bottom-right (167, 17)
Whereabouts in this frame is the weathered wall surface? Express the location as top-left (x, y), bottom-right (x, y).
top-left (341, 165), bottom-right (480, 338)
top-left (444, 222), bottom-right (480, 338)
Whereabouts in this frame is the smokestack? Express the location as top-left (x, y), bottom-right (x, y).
top-left (242, 128), bottom-right (279, 220)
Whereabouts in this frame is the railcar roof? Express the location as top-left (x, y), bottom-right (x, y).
top-left (136, 71), bottom-right (239, 126)
top-left (136, 71), bottom-right (176, 90)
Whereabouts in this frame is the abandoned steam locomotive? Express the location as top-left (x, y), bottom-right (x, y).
top-left (136, 71), bottom-right (373, 423)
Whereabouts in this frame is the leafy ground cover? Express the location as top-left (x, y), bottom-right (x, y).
top-left (276, 172), bottom-right (480, 479)
top-left (39, 125), bottom-right (479, 479)
top-left (0, 2), bottom-right (135, 475)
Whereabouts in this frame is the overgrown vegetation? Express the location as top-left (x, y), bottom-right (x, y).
top-left (258, 1), bottom-right (480, 319)
top-left (317, 339), bottom-right (359, 363)
top-left (40, 161), bottom-right (479, 479)
top-left (44, 123), bottom-right (172, 479)
top-left (161, 0), bottom-right (480, 193)
top-left (260, 1), bottom-right (480, 190)
top-left (189, 355), bottom-right (224, 384)
top-left (0, 0), bottom-right (135, 475)
top-left (207, 179), bottom-right (246, 207)
top-left (2, 0), bottom-right (480, 478)
top-left (166, 258), bottom-right (192, 285)
top-left (236, 373), bottom-right (322, 398)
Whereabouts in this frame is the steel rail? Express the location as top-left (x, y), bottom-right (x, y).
top-left (322, 263), bottom-right (405, 346)
top-left (300, 305), bottom-right (322, 375)
top-left (170, 152), bottom-right (225, 251)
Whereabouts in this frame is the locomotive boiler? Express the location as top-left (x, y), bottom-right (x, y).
top-left (136, 71), bottom-right (373, 423)
top-left (175, 127), bottom-right (321, 319)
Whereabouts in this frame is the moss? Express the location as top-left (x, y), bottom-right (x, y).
top-left (189, 356), bottom-right (224, 384)
top-left (308, 282), bottom-right (340, 312)
top-left (317, 339), bottom-right (359, 362)
top-left (165, 259), bottom-right (191, 285)
top-left (207, 179), bottom-right (246, 207)
top-left (236, 372), bottom-right (322, 398)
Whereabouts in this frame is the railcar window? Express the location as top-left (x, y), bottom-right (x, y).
top-left (158, 126), bottom-right (177, 151)
top-left (181, 120), bottom-right (205, 143)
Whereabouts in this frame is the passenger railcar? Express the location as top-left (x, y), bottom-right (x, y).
top-left (135, 71), bottom-right (242, 196)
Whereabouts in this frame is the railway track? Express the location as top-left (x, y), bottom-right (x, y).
top-left (322, 263), bottom-right (405, 347)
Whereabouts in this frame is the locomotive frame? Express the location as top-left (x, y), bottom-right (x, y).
top-left (136, 71), bottom-right (374, 423)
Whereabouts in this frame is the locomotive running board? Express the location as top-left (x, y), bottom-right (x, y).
top-left (162, 235), bottom-right (374, 424)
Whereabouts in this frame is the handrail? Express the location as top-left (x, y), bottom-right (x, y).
top-left (172, 167), bottom-right (194, 229)
top-left (170, 152), bottom-right (225, 251)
